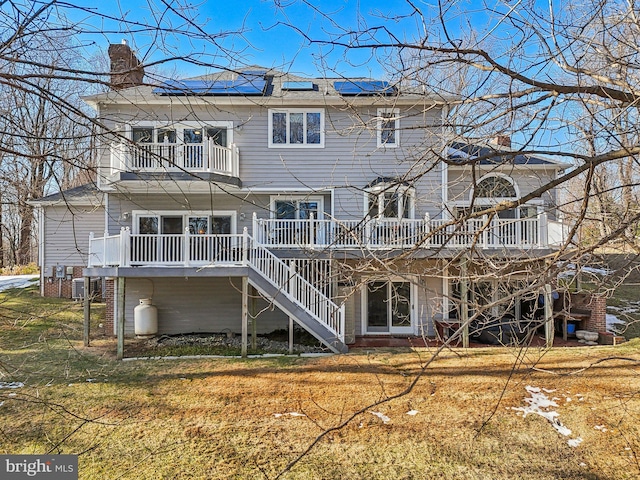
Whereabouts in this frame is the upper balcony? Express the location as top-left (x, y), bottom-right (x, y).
top-left (108, 140), bottom-right (240, 182)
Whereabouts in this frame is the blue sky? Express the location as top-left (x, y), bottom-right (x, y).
top-left (61, 0), bottom-right (429, 79)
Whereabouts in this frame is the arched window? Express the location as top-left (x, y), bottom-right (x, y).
top-left (474, 175), bottom-right (517, 199)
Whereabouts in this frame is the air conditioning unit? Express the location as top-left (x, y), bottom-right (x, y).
top-left (72, 278), bottom-right (85, 300)
top-left (72, 278), bottom-right (101, 301)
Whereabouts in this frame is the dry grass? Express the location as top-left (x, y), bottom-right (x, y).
top-left (1, 287), bottom-right (640, 479)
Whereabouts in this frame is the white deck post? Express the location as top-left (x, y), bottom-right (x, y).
top-left (88, 232), bottom-right (95, 267)
top-left (288, 259), bottom-right (296, 299)
top-left (118, 227), bottom-right (131, 267)
top-left (252, 212), bottom-right (258, 243)
top-left (103, 230), bottom-right (109, 266)
top-left (539, 212), bottom-right (548, 248)
top-left (241, 276), bottom-right (248, 357)
top-left (242, 227), bottom-right (249, 266)
top-left (423, 213), bottom-right (430, 247)
top-left (183, 227), bottom-right (190, 267)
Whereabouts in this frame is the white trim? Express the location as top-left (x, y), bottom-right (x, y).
top-left (38, 206), bottom-right (45, 296)
top-left (361, 276), bottom-right (416, 335)
top-left (268, 108), bottom-right (325, 148)
top-left (269, 195), bottom-right (325, 220)
top-left (471, 173), bottom-right (520, 201)
top-left (128, 121), bottom-right (234, 145)
top-left (376, 108), bottom-right (400, 148)
top-left (364, 182), bottom-right (416, 220)
top-left (131, 210), bottom-right (238, 234)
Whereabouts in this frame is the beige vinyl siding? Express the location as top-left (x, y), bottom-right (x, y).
top-left (42, 204), bottom-right (105, 274)
top-left (123, 277), bottom-right (289, 336)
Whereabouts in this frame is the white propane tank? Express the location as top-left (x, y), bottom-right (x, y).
top-left (134, 298), bottom-right (158, 336)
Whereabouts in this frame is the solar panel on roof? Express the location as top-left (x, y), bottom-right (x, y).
top-left (282, 81), bottom-right (315, 91)
top-left (153, 74), bottom-right (268, 96)
top-left (334, 80), bottom-right (395, 95)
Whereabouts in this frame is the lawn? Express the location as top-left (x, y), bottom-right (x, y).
top-left (1, 286), bottom-right (639, 479)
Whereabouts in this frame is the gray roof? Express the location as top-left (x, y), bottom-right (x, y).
top-left (447, 142), bottom-right (565, 168)
top-left (83, 66), bottom-right (456, 107)
top-left (29, 183), bottom-right (103, 206)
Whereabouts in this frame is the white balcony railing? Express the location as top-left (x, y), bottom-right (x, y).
top-left (88, 214), bottom-right (565, 268)
top-left (110, 141), bottom-right (239, 177)
top-left (88, 229), bottom-right (345, 345)
top-left (253, 213), bottom-right (560, 250)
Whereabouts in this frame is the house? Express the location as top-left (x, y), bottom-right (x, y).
top-left (31, 42), bottom-right (606, 354)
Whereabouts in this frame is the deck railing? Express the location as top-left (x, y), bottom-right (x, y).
top-left (87, 228), bottom-right (344, 342)
top-left (110, 141), bottom-right (239, 177)
top-left (88, 214), bottom-right (564, 269)
top-left (253, 213), bottom-right (558, 250)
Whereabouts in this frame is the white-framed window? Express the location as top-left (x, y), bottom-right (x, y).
top-left (454, 173), bottom-right (541, 220)
top-left (366, 183), bottom-right (415, 219)
top-left (377, 108), bottom-right (399, 148)
top-left (362, 276), bottom-right (415, 335)
top-left (268, 109), bottom-right (325, 147)
top-left (269, 196), bottom-right (324, 220)
top-left (130, 122), bottom-right (233, 147)
top-left (133, 210), bottom-right (237, 235)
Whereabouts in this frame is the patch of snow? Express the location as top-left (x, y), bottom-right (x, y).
top-left (274, 412), bottom-right (306, 418)
top-left (542, 388), bottom-right (556, 393)
top-left (406, 410), bottom-right (419, 416)
top-left (606, 313), bottom-right (626, 333)
top-left (86, 378), bottom-right (96, 383)
top-left (594, 425), bottom-right (608, 432)
top-left (512, 386), bottom-right (582, 444)
top-left (370, 411), bottom-right (391, 424)
top-left (0, 401), bottom-right (3, 407)
top-left (0, 382), bottom-right (24, 389)
top-left (558, 264), bottom-right (611, 279)
top-left (568, 438), bottom-right (583, 447)
top-left (0, 275), bottom-right (39, 292)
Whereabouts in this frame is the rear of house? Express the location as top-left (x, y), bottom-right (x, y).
top-left (32, 43), bottom-right (603, 353)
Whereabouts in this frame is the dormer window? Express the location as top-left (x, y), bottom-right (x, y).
top-left (366, 180), bottom-right (415, 219)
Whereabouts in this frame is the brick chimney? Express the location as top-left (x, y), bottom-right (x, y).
top-left (108, 40), bottom-right (144, 90)
top-left (492, 135), bottom-right (511, 148)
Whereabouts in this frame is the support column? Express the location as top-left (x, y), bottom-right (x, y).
top-left (83, 276), bottom-right (91, 347)
top-left (544, 284), bottom-right (554, 348)
top-left (241, 277), bottom-right (248, 357)
top-left (116, 277), bottom-right (125, 360)
top-left (289, 317), bottom-right (294, 354)
top-left (460, 258), bottom-right (469, 348)
top-left (250, 285), bottom-right (257, 350)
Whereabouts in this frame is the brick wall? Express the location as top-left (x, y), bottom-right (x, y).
top-left (104, 279), bottom-right (114, 335)
top-left (43, 266), bottom-right (85, 298)
top-left (571, 292), bottom-right (607, 332)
